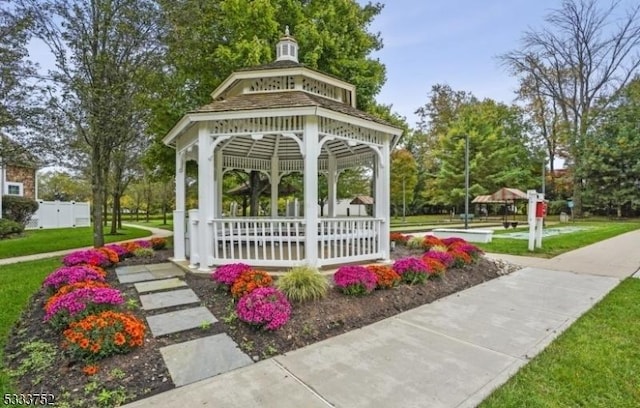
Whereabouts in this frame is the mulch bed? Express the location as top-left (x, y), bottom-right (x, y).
top-left (4, 247), bottom-right (518, 407)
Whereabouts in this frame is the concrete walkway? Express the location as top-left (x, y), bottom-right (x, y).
top-left (122, 230), bottom-right (639, 408)
top-left (0, 224), bottom-right (172, 266)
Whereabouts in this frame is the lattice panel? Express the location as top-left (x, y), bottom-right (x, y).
top-left (302, 78), bottom-right (339, 100)
top-left (247, 76), bottom-right (295, 92)
top-left (210, 116), bottom-right (304, 135)
top-left (319, 117), bottom-right (385, 145)
top-left (223, 156), bottom-right (272, 172)
top-left (337, 153), bottom-right (374, 170)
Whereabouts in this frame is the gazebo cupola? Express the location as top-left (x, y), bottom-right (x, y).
top-left (164, 29), bottom-right (402, 270)
top-left (276, 26), bottom-right (298, 62)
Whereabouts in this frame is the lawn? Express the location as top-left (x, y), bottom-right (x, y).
top-left (0, 227), bottom-right (151, 259)
top-left (476, 221), bottom-right (640, 257)
top-left (0, 257), bottom-right (62, 395)
top-left (481, 278), bottom-right (640, 407)
top-left (125, 219), bottom-right (173, 231)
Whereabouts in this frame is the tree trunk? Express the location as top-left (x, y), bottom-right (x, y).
top-left (249, 171), bottom-right (260, 216)
top-left (91, 145), bottom-right (105, 248)
top-left (110, 192), bottom-right (118, 235)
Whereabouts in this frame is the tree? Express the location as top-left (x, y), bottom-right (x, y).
top-left (390, 149), bottom-right (417, 218)
top-left (500, 0), bottom-right (640, 215)
top-left (37, 171), bottom-right (91, 202)
top-left (145, 0), bottom-right (387, 179)
top-left (20, 0), bottom-right (165, 246)
top-left (429, 99), bottom-right (540, 207)
top-left (582, 77), bottom-right (640, 216)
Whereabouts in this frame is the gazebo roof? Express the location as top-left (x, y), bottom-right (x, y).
top-left (192, 91), bottom-right (393, 127)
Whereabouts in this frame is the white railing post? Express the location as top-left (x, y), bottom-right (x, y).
top-left (173, 210), bottom-right (186, 261)
top-left (188, 209), bottom-right (199, 268)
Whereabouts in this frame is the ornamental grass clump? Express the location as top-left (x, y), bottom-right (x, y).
top-left (133, 247), bottom-right (154, 258)
top-left (44, 287), bottom-right (124, 329)
top-left (43, 266), bottom-right (107, 292)
top-left (62, 249), bottom-right (110, 268)
top-left (406, 236), bottom-right (425, 250)
top-left (62, 311), bottom-right (146, 361)
top-left (231, 270), bottom-right (273, 298)
top-left (236, 287), bottom-right (291, 330)
top-left (392, 257), bottom-right (430, 285)
top-left (422, 250), bottom-right (454, 268)
top-left (276, 265), bottom-right (328, 302)
top-left (333, 265), bottom-right (377, 296)
top-left (212, 263), bottom-right (252, 287)
top-left (366, 265), bottom-right (400, 289)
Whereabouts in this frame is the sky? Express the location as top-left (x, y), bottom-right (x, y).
top-left (364, 0), bottom-right (563, 127)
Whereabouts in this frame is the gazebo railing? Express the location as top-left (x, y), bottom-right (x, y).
top-left (199, 217), bottom-right (383, 267)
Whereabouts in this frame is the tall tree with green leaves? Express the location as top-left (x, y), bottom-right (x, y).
top-left (19, 0), bottom-right (165, 246)
top-left (430, 99), bottom-right (539, 208)
top-left (500, 0), bottom-right (640, 215)
top-left (146, 0), bottom-right (386, 177)
top-left (390, 148), bottom-right (417, 218)
top-left (582, 77), bottom-right (640, 216)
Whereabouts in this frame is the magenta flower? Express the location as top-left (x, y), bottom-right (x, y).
top-left (212, 263), bottom-right (252, 286)
top-left (333, 265), bottom-right (377, 296)
top-left (134, 240), bottom-right (152, 248)
top-left (422, 251), bottom-right (455, 267)
top-left (44, 287), bottom-right (124, 324)
top-left (392, 257), bottom-right (430, 285)
top-left (236, 287), bottom-right (291, 330)
top-left (441, 237), bottom-right (465, 246)
top-left (43, 266), bottom-right (106, 291)
top-left (63, 249), bottom-right (110, 267)
top-left (105, 244), bottom-right (128, 256)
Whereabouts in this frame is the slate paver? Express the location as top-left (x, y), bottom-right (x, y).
top-left (160, 333), bottom-right (252, 387)
top-left (146, 263), bottom-right (182, 272)
top-left (115, 265), bottom-right (148, 275)
top-left (117, 272), bottom-right (156, 284)
top-left (134, 278), bottom-right (187, 294)
top-left (139, 288), bottom-right (200, 311)
top-left (146, 306), bottom-right (218, 337)
top-left (150, 269), bottom-right (185, 279)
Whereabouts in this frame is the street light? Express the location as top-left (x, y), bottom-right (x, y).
top-left (463, 134), bottom-right (469, 230)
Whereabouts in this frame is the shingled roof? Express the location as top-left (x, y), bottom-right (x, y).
top-left (192, 91), bottom-right (394, 127)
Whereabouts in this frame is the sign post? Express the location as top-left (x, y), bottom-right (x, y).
top-left (527, 190), bottom-right (546, 251)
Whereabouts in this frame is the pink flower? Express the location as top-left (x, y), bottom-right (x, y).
top-left (63, 249), bottom-right (110, 267)
top-left (212, 263), bottom-right (252, 286)
top-left (333, 265), bottom-right (377, 295)
top-left (422, 251), bottom-right (454, 267)
top-left (392, 257), bottom-right (429, 275)
top-left (43, 266), bottom-right (106, 291)
top-left (44, 287), bottom-right (124, 322)
top-left (236, 287), bottom-right (291, 330)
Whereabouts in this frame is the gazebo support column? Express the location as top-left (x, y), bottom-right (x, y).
top-left (304, 116), bottom-right (320, 266)
top-left (197, 125), bottom-right (214, 271)
top-left (327, 154), bottom-right (337, 217)
top-left (173, 152), bottom-right (186, 261)
top-left (215, 150), bottom-right (223, 218)
top-left (377, 141), bottom-right (391, 260)
top-left (270, 155), bottom-right (279, 218)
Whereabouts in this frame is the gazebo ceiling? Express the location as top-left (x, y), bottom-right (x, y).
top-left (220, 133), bottom-right (374, 161)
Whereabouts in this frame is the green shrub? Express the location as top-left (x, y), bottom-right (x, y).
top-left (406, 236), bottom-right (425, 249)
top-left (133, 247), bottom-right (154, 258)
top-left (276, 265), bottom-right (328, 302)
top-left (2, 195), bottom-right (39, 227)
top-left (0, 217), bottom-right (23, 238)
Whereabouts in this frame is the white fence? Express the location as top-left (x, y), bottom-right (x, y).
top-left (26, 200), bottom-right (91, 229)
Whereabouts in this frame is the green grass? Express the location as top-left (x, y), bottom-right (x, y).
top-left (481, 278), bottom-right (640, 407)
top-left (0, 227), bottom-right (152, 259)
top-left (125, 219), bottom-right (173, 231)
top-left (476, 221), bottom-right (640, 257)
top-left (0, 257), bottom-right (62, 395)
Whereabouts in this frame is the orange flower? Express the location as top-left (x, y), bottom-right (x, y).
top-left (82, 365), bottom-right (99, 376)
top-left (366, 265), bottom-right (400, 289)
top-left (114, 332), bottom-right (126, 346)
top-left (230, 270), bottom-right (273, 298)
top-left (79, 338), bottom-right (90, 349)
top-left (90, 343), bottom-right (101, 353)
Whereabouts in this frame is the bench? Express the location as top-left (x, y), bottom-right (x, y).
top-left (432, 228), bottom-right (493, 243)
top-left (459, 213), bottom-right (475, 221)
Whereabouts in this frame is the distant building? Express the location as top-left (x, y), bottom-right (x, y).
top-left (1, 134), bottom-right (38, 199)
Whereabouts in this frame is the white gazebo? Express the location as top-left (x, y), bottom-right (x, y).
top-left (164, 30), bottom-right (402, 270)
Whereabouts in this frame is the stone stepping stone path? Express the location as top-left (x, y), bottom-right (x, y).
top-left (146, 306), bottom-right (217, 337)
top-left (159, 333), bottom-right (253, 387)
top-left (115, 263), bottom-right (252, 387)
top-left (139, 288), bottom-right (200, 311)
top-left (135, 278), bottom-right (187, 294)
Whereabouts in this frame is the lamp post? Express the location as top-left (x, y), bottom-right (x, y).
top-left (463, 134), bottom-right (469, 230)
top-left (402, 177), bottom-right (406, 223)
